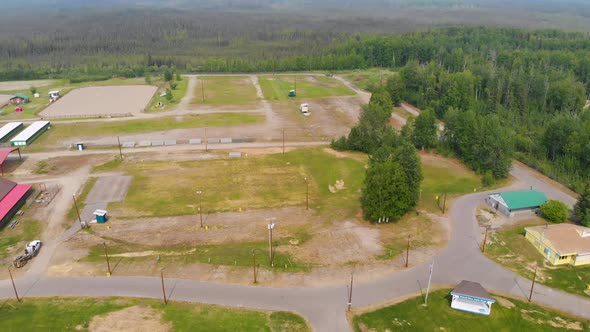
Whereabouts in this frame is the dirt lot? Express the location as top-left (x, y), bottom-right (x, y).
top-left (0, 79), bottom-right (56, 91)
top-left (89, 305), bottom-right (171, 332)
top-left (0, 94), bottom-right (11, 106)
top-left (39, 85), bottom-right (158, 118)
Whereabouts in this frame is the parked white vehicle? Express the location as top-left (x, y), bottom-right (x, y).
top-left (25, 240), bottom-right (42, 257)
top-left (300, 103), bottom-right (310, 116)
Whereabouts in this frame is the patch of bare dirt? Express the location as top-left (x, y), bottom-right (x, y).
top-left (32, 154), bottom-right (112, 176)
top-left (89, 305), bottom-right (172, 332)
top-left (495, 296), bottom-right (515, 308)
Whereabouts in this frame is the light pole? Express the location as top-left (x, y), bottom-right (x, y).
top-left (347, 272), bottom-right (354, 311)
top-left (8, 266), bottom-right (20, 302)
top-left (405, 235), bottom-right (411, 268)
top-left (72, 194), bottom-right (82, 227)
top-left (196, 190), bottom-right (203, 228)
top-left (268, 221), bottom-right (275, 267)
top-left (528, 264), bottom-right (538, 302)
top-left (481, 226), bottom-right (491, 253)
top-left (251, 249), bottom-right (259, 284)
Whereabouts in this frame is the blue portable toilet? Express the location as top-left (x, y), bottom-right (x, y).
top-left (94, 209), bottom-right (108, 223)
top-left (288, 89), bottom-right (296, 97)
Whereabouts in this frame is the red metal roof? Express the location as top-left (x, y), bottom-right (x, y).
top-left (0, 183), bottom-right (31, 222)
top-left (0, 178), bottom-right (17, 201)
top-left (0, 147), bottom-right (19, 165)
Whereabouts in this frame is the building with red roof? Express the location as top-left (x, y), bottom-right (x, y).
top-left (0, 178), bottom-right (31, 228)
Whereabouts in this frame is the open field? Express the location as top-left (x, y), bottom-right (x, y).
top-left (191, 76), bottom-right (260, 107)
top-left (338, 69), bottom-right (395, 92)
top-left (147, 77), bottom-right (189, 112)
top-left (419, 153), bottom-right (482, 213)
top-left (259, 75), bottom-right (355, 101)
top-left (94, 147), bottom-right (366, 219)
top-left (0, 219), bottom-right (40, 259)
top-left (0, 79), bottom-right (56, 91)
top-left (27, 113), bottom-right (263, 150)
top-left (352, 289), bottom-right (590, 331)
top-left (39, 85), bottom-right (158, 118)
top-left (0, 297), bottom-right (309, 332)
top-left (486, 221), bottom-right (590, 297)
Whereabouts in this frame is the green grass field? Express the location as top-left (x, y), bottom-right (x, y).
top-left (95, 148), bottom-right (366, 220)
top-left (352, 289), bottom-right (589, 331)
top-left (147, 76), bottom-right (189, 112)
top-left (192, 76), bottom-right (260, 106)
top-left (0, 219), bottom-right (40, 259)
top-left (338, 68), bottom-right (395, 92)
top-left (486, 222), bottom-right (590, 297)
top-left (419, 154), bottom-right (482, 213)
top-left (0, 297), bottom-right (309, 332)
top-left (259, 75), bottom-right (355, 101)
top-left (27, 113), bottom-right (262, 151)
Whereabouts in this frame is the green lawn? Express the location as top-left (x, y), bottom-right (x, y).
top-left (147, 76), bottom-right (189, 112)
top-left (486, 222), bottom-right (590, 297)
top-left (95, 148), bottom-right (366, 220)
top-left (419, 154), bottom-right (482, 213)
top-left (86, 235), bottom-right (311, 271)
top-left (0, 219), bottom-right (40, 259)
top-left (26, 113), bottom-right (263, 151)
top-left (338, 68), bottom-right (395, 92)
top-left (0, 297), bottom-right (309, 332)
top-left (258, 75), bottom-right (355, 101)
top-left (192, 76), bottom-right (260, 106)
top-left (352, 289), bottom-right (589, 331)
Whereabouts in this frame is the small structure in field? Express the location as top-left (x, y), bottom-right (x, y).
top-left (300, 103), bottom-right (310, 116)
top-left (525, 223), bottom-right (590, 266)
top-left (9, 94), bottom-right (30, 105)
top-left (288, 89), bottom-right (296, 97)
top-left (450, 280), bottom-right (495, 315)
top-left (10, 121), bottom-right (51, 147)
top-left (485, 189), bottom-right (547, 217)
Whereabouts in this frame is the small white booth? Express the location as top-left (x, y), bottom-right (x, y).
top-left (450, 280), bottom-right (495, 316)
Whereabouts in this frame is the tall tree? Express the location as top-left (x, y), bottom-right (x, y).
top-left (362, 159), bottom-right (412, 222)
top-left (412, 109), bottom-right (438, 150)
top-left (393, 142), bottom-right (423, 207)
top-left (574, 183), bottom-right (590, 226)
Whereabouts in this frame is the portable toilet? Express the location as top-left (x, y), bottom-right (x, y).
top-left (94, 209), bottom-right (108, 223)
top-left (288, 89), bottom-right (296, 97)
top-left (76, 142), bottom-right (85, 151)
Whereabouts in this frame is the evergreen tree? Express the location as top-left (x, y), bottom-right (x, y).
top-left (412, 109), bottom-right (438, 150)
top-left (393, 142), bottom-right (423, 207)
top-left (574, 183), bottom-right (590, 226)
top-left (362, 159), bottom-right (412, 222)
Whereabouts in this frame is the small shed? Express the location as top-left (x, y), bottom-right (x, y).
top-left (9, 94), bottom-right (30, 105)
top-left (93, 209), bottom-right (108, 223)
top-left (485, 189), bottom-right (548, 217)
top-left (450, 280), bottom-right (495, 315)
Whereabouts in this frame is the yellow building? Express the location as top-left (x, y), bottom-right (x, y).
top-left (525, 224), bottom-right (590, 266)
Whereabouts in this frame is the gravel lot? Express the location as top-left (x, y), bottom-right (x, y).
top-left (40, 85), bottom-right (157, 118)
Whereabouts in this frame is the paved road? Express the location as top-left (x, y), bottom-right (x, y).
top-left (2, 162), bottom-right (590, 331)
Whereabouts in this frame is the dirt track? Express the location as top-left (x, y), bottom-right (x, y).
top-left (40, 85), bottom-right (158, 118)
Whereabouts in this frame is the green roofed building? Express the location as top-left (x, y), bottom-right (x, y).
top-left (485, 189), bottom-right (548, 217)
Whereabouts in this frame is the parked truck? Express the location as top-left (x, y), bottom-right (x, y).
top-left (300, 103), bottom-right (310, 116)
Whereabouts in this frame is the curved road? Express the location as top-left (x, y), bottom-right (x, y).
top-left (1, 163), bottom-right (590, 331)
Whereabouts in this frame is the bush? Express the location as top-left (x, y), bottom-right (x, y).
top-left (540, 200), bottom-right (569, 223)
top-left (482, 171), bottom-right (495, 187)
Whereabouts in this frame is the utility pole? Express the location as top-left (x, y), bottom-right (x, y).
top-left (268, 221), bottom-right (275, 267)
top-left (160, 268), bottom-right (168, 305)
top-left (252, 249), bottom-right (258, 284)
top-left (282, 128), bottom-right (285, 154)
top-left (196, 190), bottom-right (203, 228)
top-left (442, 192), bottom-right (447, 214)
top-left (103, 242), bottom-right (111, 276)
top-left (117, 136), bottom-right (123, 161)
top-left (424, 261), bottom-right (434, 306)
top-left (347, 273), bottom-right (354, 311)
top-left (8, 267), bottom-right (20, 302)
top-left (481, 226), bottom-right (490, 253)
top-left (294, 77), bottom-right (297, 95)
top-left (305, 177), bottom-right (309, 210)
top-left (72, 194), bottom-right (82, 227)
top-left (405, 235), bottom-right (411, 268)
top-left (204, 128), bottom-right (208, 152)
top-left (528, 265), bottom-right (538, 302)
top-left (201, 78), bottom-right (205, 102)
